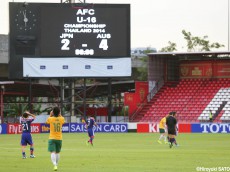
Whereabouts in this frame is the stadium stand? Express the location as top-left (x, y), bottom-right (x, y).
top-left (136, 78), bottom-right (230, 123)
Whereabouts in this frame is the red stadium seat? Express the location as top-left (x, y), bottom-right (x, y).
top-left (134, 78), bottom-right (230, 122)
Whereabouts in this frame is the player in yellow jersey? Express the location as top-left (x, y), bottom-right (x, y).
top-left (157, 114), bottom-right (169, 144)
top-left (46, 107), bottom-right (65, 171)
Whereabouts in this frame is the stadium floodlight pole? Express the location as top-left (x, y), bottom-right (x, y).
top-left (83, 78), bottom-right (87, 120)
top-left (60, 78), bottom-right (64, 115)
top-left (0, 86), bottom-right (4, 124)
top-left (28, 78), bottom-right (32, 112)
top-left (228, 0), bottom-right (230, 50)
top-left (108, 78), bottom-right (112, 122)
top-left (71, 79), bottom-right (75, 117)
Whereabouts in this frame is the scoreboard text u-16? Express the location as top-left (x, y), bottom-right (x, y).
top-left (40, 4), bottom-right (130, 57)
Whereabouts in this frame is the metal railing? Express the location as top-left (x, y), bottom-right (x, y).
top-left (129, 78), bottom-right (164, 121)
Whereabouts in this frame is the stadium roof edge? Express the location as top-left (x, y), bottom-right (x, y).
top-left (0, 81), bottom-right (15, 85)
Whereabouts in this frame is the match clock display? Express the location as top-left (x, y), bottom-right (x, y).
top-left (15, 9), bottom-right (36, 31)
top-left (40, 4), bottom-right (130, 57)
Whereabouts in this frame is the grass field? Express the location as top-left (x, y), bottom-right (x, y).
top-left (0, 133), bottom-right (229, 172)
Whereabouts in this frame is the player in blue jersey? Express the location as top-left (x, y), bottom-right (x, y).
top-left (85, 115), bottom-right (97, 146)
top-left (20, 111), bottom-right (36, 159)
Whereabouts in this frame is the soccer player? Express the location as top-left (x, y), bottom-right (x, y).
top-left (157, 114), bottom-right (168, 144)
top-left (20, 111), bottom-right (36, 159)
top-left (166, 111), bottom-right (178, 148)
top-left (46, 107), bottom-right (65, 171)
top-left (85, 115), bottom-right (97, 146)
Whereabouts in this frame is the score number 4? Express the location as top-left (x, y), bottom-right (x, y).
top-left (98, 39), bottom-right (108, 50)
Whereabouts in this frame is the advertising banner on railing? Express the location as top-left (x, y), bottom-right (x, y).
top-left (40, 124), bottom-right (50, 133)
top-left (137, 123), bottom-right (159, 133)
top-left (137, 123), bottom-right (230, 133)
top-left (3, 123), bottom-right (229, 134)
top-left (0, 124), bottom-right (7, 134)
top-left (40, 123), bottom-right (70, 133)
top-left (70, 123), bottom-right (128, 133)
top-left (5, 123), bottom-right (128, 134)
top-left (192, 123), bottom-right (230, 133)
top-left (7, 123), bottom-right (41, 134)
top-left (7, 124), bottom-right (22, 134)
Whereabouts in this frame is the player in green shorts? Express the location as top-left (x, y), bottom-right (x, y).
top-left (46, 107), bottom-right (65, 171)
top-left (157, 114), bottom-right (169, 144)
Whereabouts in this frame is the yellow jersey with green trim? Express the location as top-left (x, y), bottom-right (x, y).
top-left (159, 117), bottom-right (166, 129)
top-left (46, 116), bottom-right (65, 140)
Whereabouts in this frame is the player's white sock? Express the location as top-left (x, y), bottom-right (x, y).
top-left (51, 153), bottom-right (57, 166)
top-left (164, 136), bottom-right (167, 142)
top-left (56, 154), bottom-right (60, 165)
top-left (159, 134), bottom-right (163, 140)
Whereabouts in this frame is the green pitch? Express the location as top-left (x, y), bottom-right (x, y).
top-left (0, 133), bottom-right (229, 172)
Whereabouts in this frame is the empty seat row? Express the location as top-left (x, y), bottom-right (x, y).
top-left (139, 78), bottom-right (230, 122)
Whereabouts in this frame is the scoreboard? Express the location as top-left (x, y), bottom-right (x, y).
top-left (9, 3), bottom-right (130, 78)
top-left (40, 4), bottom-right (130, 57)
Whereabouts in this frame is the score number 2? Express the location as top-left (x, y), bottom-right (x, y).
top-left (61, 39), bottom-right (70, 50)
top-left (61, 39), bottom-right (108, 52)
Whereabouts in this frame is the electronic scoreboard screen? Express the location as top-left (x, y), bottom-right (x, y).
top-left (40, 4), bottom-right (130, 57)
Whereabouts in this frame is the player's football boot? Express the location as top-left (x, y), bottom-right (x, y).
top-left (30, 155), bottom-right (36, 158)
top-left (54, 166), bottom-right (58, 171)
